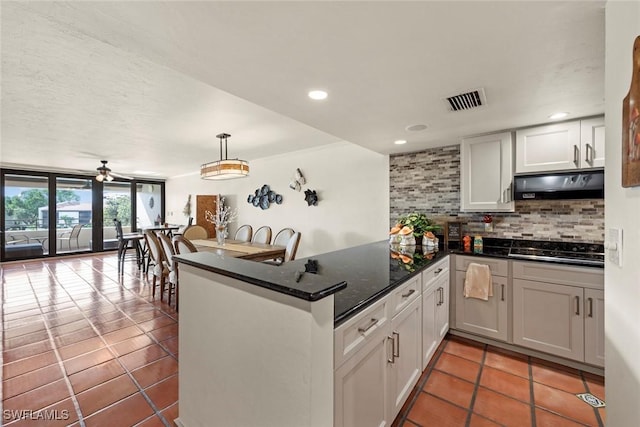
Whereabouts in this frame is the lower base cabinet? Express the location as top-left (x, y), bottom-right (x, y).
top-left (512, 261), bottom-right (604, 367)
top-left (334, 329), bottom-right (389, 427)
top-left (334, 257), bottom-right (450, 427)
top-left (388, 297), bottom-right (422, 420)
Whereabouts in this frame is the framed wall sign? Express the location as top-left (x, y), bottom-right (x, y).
top-left (445, 221), bottom-right (462, 249)
top-left (622, 35), bottom-right (640, 187)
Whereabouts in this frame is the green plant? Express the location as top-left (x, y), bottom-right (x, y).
top-left (397, 212), bottom-right (441, 237)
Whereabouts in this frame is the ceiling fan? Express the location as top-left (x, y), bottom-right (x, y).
top-left (95, 160), bottom-right (132, 181)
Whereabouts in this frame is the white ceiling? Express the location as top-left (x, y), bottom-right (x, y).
top-left (0, 1), bottom-right (605, 179)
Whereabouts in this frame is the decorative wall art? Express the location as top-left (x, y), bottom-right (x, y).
top-left (622, 35), bottom-right (640, 187)
top-left (289, 168), bottom-right (306, 191)
top-left (304, 189), bottom-right (319, 206)
top-left (183, 194), bottom-right (192, 217)
top-left (247, 184), bottom-right (283, 210)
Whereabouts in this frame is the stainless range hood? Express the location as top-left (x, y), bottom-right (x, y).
top-left (514, 170), bottom-right (604, 200)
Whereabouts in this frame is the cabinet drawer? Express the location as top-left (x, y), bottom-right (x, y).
top-left (334, 297), bottom-right (389, 368)
top-left (513, 261), bottom-right (603, 289)
top-left (391, 276), bottom-right (421, 318)
top-left (455, 255), bottom-right (508, 277)
top-left (422, 256), bottom-right (450, 291)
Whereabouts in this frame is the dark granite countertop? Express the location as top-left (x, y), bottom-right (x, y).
top-left (175, 237), bottom-right (602, 328)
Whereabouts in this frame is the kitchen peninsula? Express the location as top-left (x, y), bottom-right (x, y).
top-left (173, 241), bottom-right (448, 427)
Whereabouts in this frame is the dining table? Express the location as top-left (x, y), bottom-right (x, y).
top-left (142, 224), bottom-right (181, 237)
top-left (190, 239), bottom-right (286, 262)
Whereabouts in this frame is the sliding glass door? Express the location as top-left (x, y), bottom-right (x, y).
top-left (55, 177), bottom-right (93, 254)
top-left (2, 173), bottom-right (50, 260)
top-left (1, 168), bottom-right (164, 261)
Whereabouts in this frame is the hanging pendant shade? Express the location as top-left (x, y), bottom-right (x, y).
top-left (200, 133), bottom-right (249, 180)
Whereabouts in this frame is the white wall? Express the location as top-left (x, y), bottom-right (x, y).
top-left (604, 2), bottom-right (640, 426)
top-left (165, 141), bottom-right (390, 258)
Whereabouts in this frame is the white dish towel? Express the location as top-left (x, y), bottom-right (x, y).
top-left (464, 263), bottom-right (493, 300)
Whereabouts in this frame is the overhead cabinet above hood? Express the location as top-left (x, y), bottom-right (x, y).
top-left (514, 170), bottom-right (604, 200)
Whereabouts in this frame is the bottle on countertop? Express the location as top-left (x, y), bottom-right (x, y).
top-left (463, 235), bottom-right (472, 252)
top-left (473, 235), bottom-right (483, 254)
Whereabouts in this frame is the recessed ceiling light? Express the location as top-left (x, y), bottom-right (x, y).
top-left (548, 112), bottom-right (569, 120)
top-left (405, 124), bottom-right (428, 132)
top-left (394, 140), bottom-right (407, 145)
top-left (308, 90), bottom-right (328, 100)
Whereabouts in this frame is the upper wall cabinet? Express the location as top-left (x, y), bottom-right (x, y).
top-left (460, 132), bottom-right (515, 212)
top-left (515, 117), bottom-right (605, 173)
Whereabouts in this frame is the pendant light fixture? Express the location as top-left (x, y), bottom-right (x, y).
top-left (201, 133), bottom-right (250, 180)
top-left (95, 160), bottom-right (114, 182)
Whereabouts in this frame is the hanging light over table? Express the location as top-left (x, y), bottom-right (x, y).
top-left (201, 133), bottom-right (249, 180)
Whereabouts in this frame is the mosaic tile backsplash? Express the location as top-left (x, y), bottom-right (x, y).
top-left (390, 144), bottom-right (604, 243)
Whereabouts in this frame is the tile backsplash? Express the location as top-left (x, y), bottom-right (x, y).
top-left (390, 144), bottom-right (604, 243)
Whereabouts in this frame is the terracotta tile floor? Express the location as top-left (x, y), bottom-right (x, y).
top-left (1, 255), bottom-right (178, 427)
top-left (2, 254), bottom-right (606, 427)
top-left (393, 336), bottom-right (606, 427)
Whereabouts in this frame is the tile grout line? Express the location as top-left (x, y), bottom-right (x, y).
top-left (37, 258), bottom-right (170, 426)
top-left (396, 338), bottom-right (449, 426)
top-left (464, 342), bottom-right (487, 427)
top-left (581, 371), bottom-right (605, 427)
top-left (528, 355), bottom-right (537, 427)
top-left (72, 257), bottom-right (176, 427)
top-left (24, 264), bottom-right (87, 427)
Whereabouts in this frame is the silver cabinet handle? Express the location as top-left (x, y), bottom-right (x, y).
top-left (440, 287), bottom-right (444, 305)
top-left (436, 287), bottom-right (441, 306)
top-left (501, 284), bottom-right (505, 301)
top-left (434, 268), bottom-right (443, 275)
top-left (585, 143), bottom-right (594, 165)
top-left (393, 331), bottom-right (400, 358)
top-left (387, 335), bottom-right (395, 363)
top-left (575, 296), bottom-right (580, 315)
top-left (573, 145), bottom-right (580, 166)
top-left (587, 297), bottom-right (594, 318)
top-left (402, 289), bottom-right (416, 298)
top-left (357, 318), bottom-right (379, 334)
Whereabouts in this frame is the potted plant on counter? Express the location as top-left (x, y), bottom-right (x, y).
top-left (397, 212), bottom-right (441, 245)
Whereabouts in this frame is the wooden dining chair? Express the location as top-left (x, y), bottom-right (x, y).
top-left (173, 235), bottom-right (198, 255)
top-left (183, 224), bottom-right (208, 240)
top-left (144, 230), bottom-right (169, 301)
top-left (273, 228), bottom-right (295, 247)
top-left (234, 224), bottom-right (253, 242)
top-left (158, 233), bottom-right (178, 308)
top-left (251, 226), bottom-right (272, 244)
top-left (263, 232), bottom-right (301, 265)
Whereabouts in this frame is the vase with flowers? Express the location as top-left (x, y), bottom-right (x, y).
top-left (397, 212), bottom-right (441, 246)
top-left (205, 195), bottom-right (238, 246)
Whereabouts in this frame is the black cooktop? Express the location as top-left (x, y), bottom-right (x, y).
top-left (508, 239), bottom-right (605, 266)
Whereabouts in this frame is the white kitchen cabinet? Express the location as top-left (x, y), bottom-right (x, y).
top-left (421, 257), bottom-right (450, 369)
top-left (584, 289), bottom-right (605, 366)
top-left (453, 256), bottom-right (509, 342)
top-left (580, 117), bottom-right (606, 168)
top-left (515, 117), bottom-right (605, 173)
top-left (334, 328), bottom-right (389, 427)
top-left (512, 279), bottom-right (584, 362)
top-left (512, 261), bottom-right (604, 367)
top-left (388, 296), bottom-right (422, 420)
top-left (334, 272), bottom-right (423, 427)
top-left (460, 132), bottom-right (514, 212)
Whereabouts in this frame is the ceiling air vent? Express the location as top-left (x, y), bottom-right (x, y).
top-left (444, 88), bottom-right (486, 112)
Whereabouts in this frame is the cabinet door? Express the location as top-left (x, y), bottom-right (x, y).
top-left (460, 132), bottom-right (514, 212)
top-left (455, 271), bottom-right (508, 341)
top-left (335, 330), bottom-right (390, 427)
top-left (512, 279), bottom-right (584, 361)
top-left (435, 273), bottom-right (450, 341)
top-left (580, 117), bottom-right (605, 168)
top-left (422, 282), bottom-right (438, 370)
top-left (515, 121), bottom-right (581, 173)
top-left (388, 297), bottom-right (422, 421)
top-left (584, 289), bottom-right (605, 367)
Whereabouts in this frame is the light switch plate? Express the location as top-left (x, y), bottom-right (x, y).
top-left (606, 228), bottom-right (623, 267)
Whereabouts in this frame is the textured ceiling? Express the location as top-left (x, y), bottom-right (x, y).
top-left (0, 1), bottom-right (605, 179)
